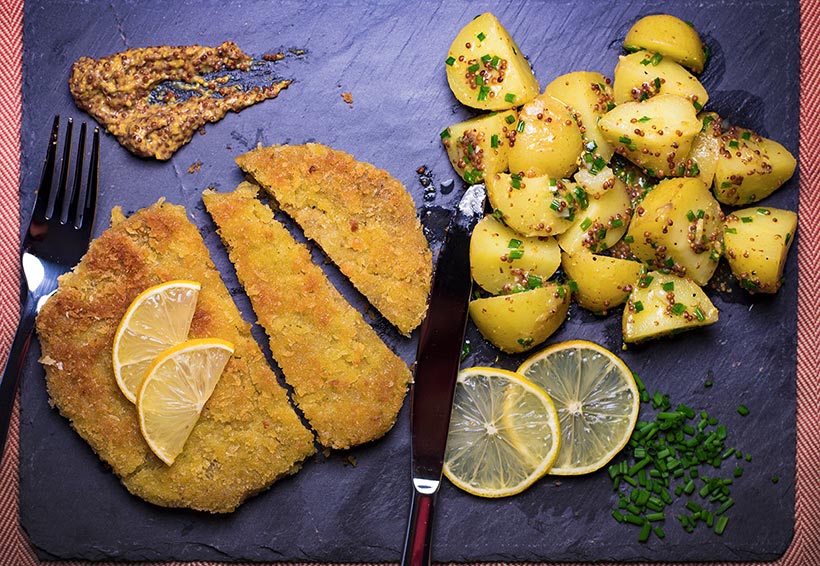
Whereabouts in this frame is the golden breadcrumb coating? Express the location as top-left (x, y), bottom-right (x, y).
top-left (235, 143), bottom-right (432, 335)
top-left (203, 183), bottom-right (411, 449)
top-left (35, 200), bottom-right (315, 513)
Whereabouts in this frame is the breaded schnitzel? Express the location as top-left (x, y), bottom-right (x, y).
top-left (203, 183), bottom-right (412, 449)
top-left (35, 200), bottom-right (315, 513)
top-left (235, 143), bottom-right (432, 335)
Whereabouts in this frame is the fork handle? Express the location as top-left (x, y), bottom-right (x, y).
top-left (0, 303), bottom-right (36, 462)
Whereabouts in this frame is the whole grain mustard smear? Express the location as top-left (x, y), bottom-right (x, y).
top-left (69, 41), bottom-right (290, 160)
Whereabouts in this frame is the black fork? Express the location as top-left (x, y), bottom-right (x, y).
top-left (0, 116), bottom-right (100, 460)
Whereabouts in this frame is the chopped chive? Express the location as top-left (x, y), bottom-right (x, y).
top-left (445, 56), bottom-right (456, 66)
top-left (638, 115), bottom-right (651, 122)
top-left (715, 515), bottom-right (729, 535)
top-left (476, 31), bottom-right (486, 41)
top-left (653, 76), bottom-right (662, 90)
top-left (725, 227), bottom-right (737, 234)
top-left (741, 216), bottom-right (753, 223)
top-left (508, 249), bottom-right (524, 260)
top-left (477, 85), bottom-right (490, 101)
top-left (508, 238), bottom-right (522, 249)
top-left (729, 140), bottom-right (739, 149)
top-left (440, 128), bottom-right (451, 140)
top-left (580, 217), bottom-right (593, 231)
top-left (568, 280), bottom-right (579, 293)
top-left (511, 173), bottom-right (522, 189)
top-left (742, 131), bottom-right (751, 140)
top-left (527, 275), bottom-right (542, 289)
top-left (491, 134), bottom-right (499, 148)
top-left (505, 114), bottom-right (516, 124)
top-left (694, 306), bottom-right (706, 322)
top-left (757, 208), bottom-right (770, 215)
top-left (662, 281), bottom-right (675, 292)
top-left (737, 405), bottom-right (750, 417)
top-left (517, 120), bottom-right (526, 132)
top-left (633, 300), bottom-right (644, 313)
top-left (467, 63), bottom-right (480, 73)
top-left (687, 210), bottom-right (696, 222)
top-left (504, 93), bottom-right (516, 104)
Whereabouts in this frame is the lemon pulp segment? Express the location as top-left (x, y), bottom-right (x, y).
top-left (112, 280), bottom-right (201, 403)
top-left (443, 367), bottom-right (560, 497)
top-left (518, 340), bottom-right (639, 475)
top-left (137, 338), bottom-right (234, 465)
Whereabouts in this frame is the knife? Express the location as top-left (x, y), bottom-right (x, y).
top-left (400, 183), bottom-right (486, 566)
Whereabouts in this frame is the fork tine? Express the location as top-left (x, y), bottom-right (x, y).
top-left (67, 122), bottom-right (87, 227)
top-left (32, 116), bottom-right (60, 223)
top-left (48, 117), bottom-right (73, 222)
top-left (77, 126), bottom-right (100, 231)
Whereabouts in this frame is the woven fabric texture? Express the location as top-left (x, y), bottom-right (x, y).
top-left (0, 0), bottom-right (817, 564)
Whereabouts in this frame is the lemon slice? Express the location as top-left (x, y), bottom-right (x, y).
top-left (443, 367), bottom-right (560, 498)
top-left (112, 280), bottom-right (201, 403)
top-left (517, 340), bottom-right (639, 475)
top-left (137, 338), bottom-right (234, 465)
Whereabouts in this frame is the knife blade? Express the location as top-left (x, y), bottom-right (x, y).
top-left (400, 183), bottom-right (486, 566)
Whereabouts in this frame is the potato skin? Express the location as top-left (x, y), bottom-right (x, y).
top-left (508, 94), bottom-right (583, 178)
top-left (723, 207), bottom-right (797, 293)
top-left (622, 271), bottom-right (718, 343)
top-left (713, 127), bottom-right (797, 206)
top-left (626, 177), bottom-right (722, 286)
top-left (470, 215), bottom-right (560, 294)
top-left (562, 250), bottom-right (643, 314)
top-left (441, 110), bottom-right (517, 184)
top-left (486, 173), bottom-right (579, 237)
top-left (624, 14), bottom-right (707, 74)
top-left (556, 176), bottom-right (632, 253)
top-left (544, 71), bottom-right (616, 162)
top-left (599, 94), bottom-right (701, 177)
top-left (445, 12), bottom-right (540, 110)
top-left (469, 284), bottom-right (570, 354)
top-left (612, 52), bottom-right (708, 108)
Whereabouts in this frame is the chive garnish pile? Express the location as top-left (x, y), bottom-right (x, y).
top-left (609, 373), bottom-right (749, 542)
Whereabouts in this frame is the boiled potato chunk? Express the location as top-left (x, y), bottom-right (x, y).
top-left (562, 250), bottom-right (643, 314)
top-left (469, 284), bottom-right (570, 353)
top-left (624, 14), bottom-right (707, 74)
top-left (685, 112), bottom-right (723, 187)
top-left (556, 176), bottom-right (632, 253)
top-left (441, 110), bottom-right (517, 183)
top-left (508, 93), bottom-right (583, 178)
top-left (626, 177), bottom-right (722, 286)
top-left (445, 12), bottom-right (540, 110)
top-left (713, 127), bottom-right (797, 205)
top-left (599, 94), bottom-right (701, 177)
top-left (486, 173), bottom-right (580, 236)
top-left (723, 207), bottom-right (797, 293)
top-left (622, 271), bottom-right (718, 343)
top-left (612, 52), bottom-right (708, 108)
top-left (470, 215), bottom-right (561, 294)
top-left (543, 71), bottom-right (616, 162)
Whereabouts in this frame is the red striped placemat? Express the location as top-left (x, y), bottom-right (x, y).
top-left (0, 0), bottom-right (818, 564)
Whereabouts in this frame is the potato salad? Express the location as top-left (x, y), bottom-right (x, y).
top-left (439, 13), bottom-right (797, 353)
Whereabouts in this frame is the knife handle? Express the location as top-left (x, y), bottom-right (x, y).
top-left (400, 483), bottom-right (438, 566)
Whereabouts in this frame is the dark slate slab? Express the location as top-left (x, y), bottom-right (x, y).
top-left (18, 0), bottom-right (797, 562)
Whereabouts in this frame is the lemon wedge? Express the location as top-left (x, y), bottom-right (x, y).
top-left (112, 280), bottom-right (201, 403)
top-left (443, 367), bottom-right (560, 498)
top-left (517, 340), bottom-right (639, 475)
top-left (137, 338), bottom-right (234, 465)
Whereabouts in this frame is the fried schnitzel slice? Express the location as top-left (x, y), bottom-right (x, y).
top-left (203, 183), bottom-right (411, 449)
top-left (235, 143), bottom-right (432, 335)
top-left (35, 200), bottom-right (315, 513)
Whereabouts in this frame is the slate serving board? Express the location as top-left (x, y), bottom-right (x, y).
top-left (18, 0), bottom-right (798, 562)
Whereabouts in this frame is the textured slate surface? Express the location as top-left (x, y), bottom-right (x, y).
top-left (18, 0), bottom-right (797, 562)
